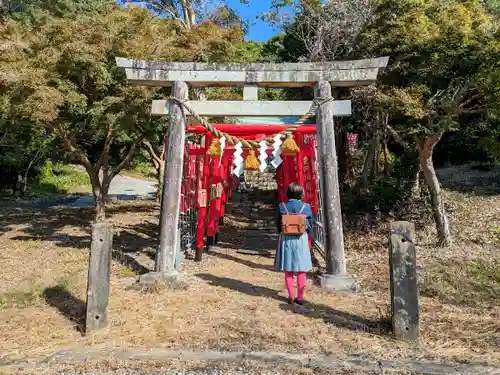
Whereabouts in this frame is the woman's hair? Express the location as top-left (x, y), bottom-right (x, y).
top-left (286, 182), bottom-right (304, 200)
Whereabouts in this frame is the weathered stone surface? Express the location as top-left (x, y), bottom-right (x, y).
top-left (116, 57), bottom-right (390, 71)
top-left (8, 347), bottom-right (499, 375)
top-left (116, 57), bottom-right (390, 87)
top-left (389, 221), bottom-right (419, 343)
top-left (124, 68), bottom-right (381, 87)
top-left (85, 222), bottom-right (114, 334)
top-left (244, 170), bottom-right (277, 191)
top-left (151, 100), bottom-right (351, 117)
top-left (315, 81), bottom-right (347, 279)
top-left (156, 81), bottom-right (188, 276)
top-left (318, 273), bottom-right (356, 292)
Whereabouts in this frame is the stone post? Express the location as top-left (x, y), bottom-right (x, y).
top-left (315, 81), bottom-right (354, 291)
top-left (154, 81), bottom-right (188, 281)
top-left (85, 222), bottom-right (113, 334)
top-left (389, 221), bottom-right (419, 342)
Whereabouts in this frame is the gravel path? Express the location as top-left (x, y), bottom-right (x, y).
top-left (68, 174), bottom-right (156, 207)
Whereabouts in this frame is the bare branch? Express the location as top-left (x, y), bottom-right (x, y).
top-left (49, 122), bottom-right (92, 172)
top-left (143, 139), bottom-right (162, 165)
top-left (0, 131), bottom-right (8, 146)
top-left (111, 135), bottom-right (145, 178)
top-left (386, 124), bottom-right (411, 150)
top-left (290, 0), bottom-right (375, 61)
top-left (96, 123), bottom-right (114, 173)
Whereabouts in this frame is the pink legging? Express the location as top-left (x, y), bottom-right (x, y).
top-left (285, 272), bottom-right (307, 300)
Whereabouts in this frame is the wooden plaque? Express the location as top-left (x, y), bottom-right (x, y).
top-left (210, 184), bottom-right (217, 200)
top-left (198, 189), bottom-right (207, 208)
top-left (216, 182), bottom-right (223, 198)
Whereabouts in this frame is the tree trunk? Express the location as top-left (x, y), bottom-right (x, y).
top-left (156, 160), bottom-right (165, 202)
top-left (143, 139), bottom-right (165, 202)
top-left (372, 132), bottom-right (380, 178)
top-left (15, 173), bottom-right (25, 198)
top-left (382, 141), bottom-right (389, 179)
top-left (360, 134), bottom-right (378, 187)
top-left (412, 168), bottom-right (421, 198)
top-left (418, 131), bottom-right (452, 246)
top-left (382, 116), bottom-right (390, 179)
top-left (89, 170), bottom-right (108, 222)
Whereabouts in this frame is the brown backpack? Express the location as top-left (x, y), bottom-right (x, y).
top-left (281, 202), bottom-right (307, 236)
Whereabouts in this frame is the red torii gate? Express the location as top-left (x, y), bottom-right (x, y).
top-left (175, 124), bottom-right (321, 262)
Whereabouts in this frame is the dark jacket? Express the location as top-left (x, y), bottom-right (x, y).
top-left (276, 199), bottom-right (313, 234)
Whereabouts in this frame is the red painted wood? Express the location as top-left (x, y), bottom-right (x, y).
top-left (188, 124), bottom-right (317, 134)
top-left (196, 134), bottom-right (212, 248)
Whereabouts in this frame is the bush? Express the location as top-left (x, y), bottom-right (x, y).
top-left (34, 160), bottom-right (90, 195)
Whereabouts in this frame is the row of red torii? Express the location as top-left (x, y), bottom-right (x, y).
top-left (177, 124), bottom-right (324, 263)
top-left (116, 56), bottom-right (389, 290)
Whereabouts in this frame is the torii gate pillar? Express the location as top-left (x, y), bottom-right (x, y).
top-left (315, 81), bottom-right (353, 290)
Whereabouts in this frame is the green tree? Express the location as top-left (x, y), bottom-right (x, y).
top-left (357, 0), bottom-right (499, 245)
top-left (1, 0), bottom-right (115, 23)
top-left (0, 5), bottom-right (251, 220)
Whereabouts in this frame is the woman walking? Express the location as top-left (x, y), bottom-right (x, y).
top-left (275, 182), bottom-right (313, 305)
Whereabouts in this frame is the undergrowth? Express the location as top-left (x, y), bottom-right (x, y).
top-left (419, 259), bottom-right (500, 308)
top-left (0, 278), bottom-right (73, 310)
top-left (32, 161), bottom-right (90, 195)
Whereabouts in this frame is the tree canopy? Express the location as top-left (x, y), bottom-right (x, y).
top-left (1, 0), bottom-right (499, 244)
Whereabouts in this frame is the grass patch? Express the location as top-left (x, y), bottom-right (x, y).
top-left (122, 161), bottom-right (155, 180)
top-left (0, 278), bottom-right (73, 310)
top-left (116, 266), bottom-right (138, 278)
top-left (467, 259), bottom-right (500, 285)
top-left (0, 290), bottom-right (39, 309)
top-left (30, 161), bottom-right (90, 196)
top-left (420, 259), bottom-right (500, 307)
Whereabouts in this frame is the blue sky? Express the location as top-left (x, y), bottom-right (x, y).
top-left (119, 1), bottom-right (287, 42)
top-left (225, 0), bottom-right (282, 42)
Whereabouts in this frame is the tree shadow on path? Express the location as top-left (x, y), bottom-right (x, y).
top-left (42, 285), bottom-right (86, 334)
top-left (196, 273), bottom-right (390, 335)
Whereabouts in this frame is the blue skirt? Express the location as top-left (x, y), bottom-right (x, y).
top-left (274, 234), bottom-right (313, 272)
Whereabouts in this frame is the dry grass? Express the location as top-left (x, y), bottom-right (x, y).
top-left (0, 359), bottom-right (417, 375)
top-left (0, 166), bottom-right (499, 368)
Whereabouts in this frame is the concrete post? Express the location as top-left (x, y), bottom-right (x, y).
top-left (315, 81), bottom-right (354, 291)
top-left (389, 221), bottom-right (419, 342)
top-left (85, 222), bottom-right (113, 334)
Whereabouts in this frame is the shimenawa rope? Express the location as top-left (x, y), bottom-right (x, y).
top-left (165, 96), bottom-right (334, 149)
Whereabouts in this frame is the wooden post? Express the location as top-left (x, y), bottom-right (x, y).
top-left (296, 135), bottom-right (305, 188)
top-left (155, 81), bottom-right (188, 280)
top-left (389, 221), bottom-right (419, 342)
top-left (85, 222), bottom-right (113, 334)
top-left (195, 134), bottom-right (212, 261)
top-left (315, 81), bottom-right (353, 291)
top-left (206, 156), bottom-right (219, 251)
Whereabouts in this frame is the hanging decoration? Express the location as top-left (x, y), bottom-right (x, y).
top-left (219, 136), bottom-right (226, 167)
top-left (244, 149), bottom-right (260, 170)
top-left (258, 140), bottom-right (268, 172)
top-left (347, 133), bottom-right (359, 154)
top-left (207, 138), bottom-right (222, 157)
top-left (281, 134), bottom-right (300, 156)
top-left (232, 142), bottom-right (244, 176)
top-left (271, 134), bottom-right (283, 168)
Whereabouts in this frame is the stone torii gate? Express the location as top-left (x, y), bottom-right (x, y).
top-left (116, 57), bottom-right (389, 290)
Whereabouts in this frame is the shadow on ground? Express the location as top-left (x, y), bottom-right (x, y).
top-left (196, 273), bottom-right (390, 335)
top-left (436, 166), bottom-right (500, 196)
top-left (1, 203), bottom-right (158, 274)
top-left (42, 285), bottom-right (86, 333)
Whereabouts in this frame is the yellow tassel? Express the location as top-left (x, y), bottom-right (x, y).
top-left (281, 135), bottom-right (300, 155)
top-left (244, 149), bottom-right (260, 170)
top-left (207, 138), bottom-right (222, 157)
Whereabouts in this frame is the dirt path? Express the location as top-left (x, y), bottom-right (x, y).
top-left (69, 174), bottom-right (156, 207)
top-left (0, 167), bottom-right (499, 370)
